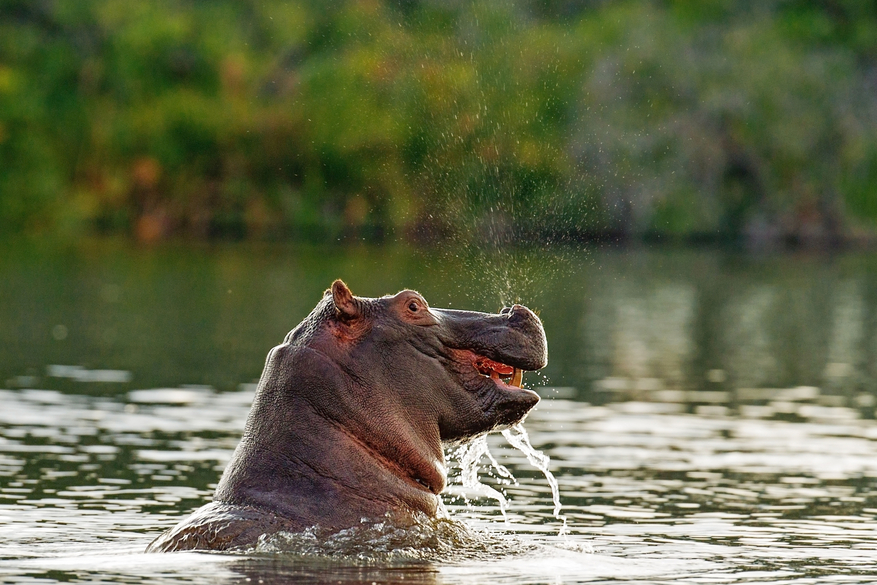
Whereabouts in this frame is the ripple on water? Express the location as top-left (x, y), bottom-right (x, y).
top-left (3, 388), bottom-right (877, 582)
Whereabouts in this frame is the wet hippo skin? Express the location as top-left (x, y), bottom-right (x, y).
top-left (147, 280), bottom-right (548, 552)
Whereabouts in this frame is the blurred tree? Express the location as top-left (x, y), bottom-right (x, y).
top-left (0, 0), bottom-right (875, 245)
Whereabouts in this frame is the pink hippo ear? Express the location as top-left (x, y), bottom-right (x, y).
top-left (331, 280), bottom-right (360, 320)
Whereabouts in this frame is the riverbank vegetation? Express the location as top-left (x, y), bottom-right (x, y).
top-left (1, 0), bottom-right (876, 246)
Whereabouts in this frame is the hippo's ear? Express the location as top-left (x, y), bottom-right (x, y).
top-left (331, 279), bottom-right (360, 320)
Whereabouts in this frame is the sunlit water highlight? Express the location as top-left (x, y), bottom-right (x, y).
top-left (3, 380), bottom-right (877, 583)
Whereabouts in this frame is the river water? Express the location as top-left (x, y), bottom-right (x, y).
top-left (1, 240), bottom-right (876, 583)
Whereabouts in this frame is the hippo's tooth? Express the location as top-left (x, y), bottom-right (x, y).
top-left (511, 368), bottom-right (523, 388)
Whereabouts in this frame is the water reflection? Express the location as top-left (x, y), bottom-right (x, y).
top-left (575, 252), bottom-right (877, 406)
top-left (1, 244), bottom-right (876, 401)
top-left (583, 279), bottom-right (695, 388)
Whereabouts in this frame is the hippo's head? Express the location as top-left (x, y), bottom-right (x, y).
top-left (298, 280), bottom-right (547, 444)
top-left (212, 280), bottom-right (547, 529)
top-left (149, 281), bottom-right (549, 552)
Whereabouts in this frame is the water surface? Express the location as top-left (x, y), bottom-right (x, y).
top-left (1, 241), bottom-right (876, 583)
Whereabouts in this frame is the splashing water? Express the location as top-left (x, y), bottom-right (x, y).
top-left (501, 423), bottom-right (565, 523)
top-left (253, 513), bottom-right (536, 563)
top-left (453, 435), bottom-right (510, 521)
top-left (450, 423), bottom-right (566, 534)
top-left (482, 443), bottom-right (517, 486)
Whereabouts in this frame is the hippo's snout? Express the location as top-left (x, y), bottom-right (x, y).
top-left (499, 304), bottom-right (547, 371)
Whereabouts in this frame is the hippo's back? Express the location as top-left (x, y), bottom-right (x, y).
top-left (146, 501), bottom-right (302, 552)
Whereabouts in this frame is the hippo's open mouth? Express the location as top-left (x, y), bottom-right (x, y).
top-left (473, 355), bottom-right (524, 388)
top-left (459, 348), bottom-right (541, 432)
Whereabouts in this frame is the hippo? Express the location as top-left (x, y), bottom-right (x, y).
top-left (147, 280), bottom-right (547, 552)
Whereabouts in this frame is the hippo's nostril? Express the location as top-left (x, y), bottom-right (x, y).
top-left (506, 305), bottom-right (532, 322)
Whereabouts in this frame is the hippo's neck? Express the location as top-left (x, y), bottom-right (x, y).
top-left (213, 391), bottom-right (444, 530)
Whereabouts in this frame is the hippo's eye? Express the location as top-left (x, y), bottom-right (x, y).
top-left (408, 301), bottom-right (419, 313)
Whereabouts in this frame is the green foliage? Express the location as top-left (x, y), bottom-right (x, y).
top-left (0, 0), bottom-right (875, 243)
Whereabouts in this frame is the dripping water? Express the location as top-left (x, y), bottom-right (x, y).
top-left (450, 423), bottom-right (565, 533)
top-left (501, 423), bottom-right (567, 532)
top-left (453, 435), bottom-right (510, 521)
